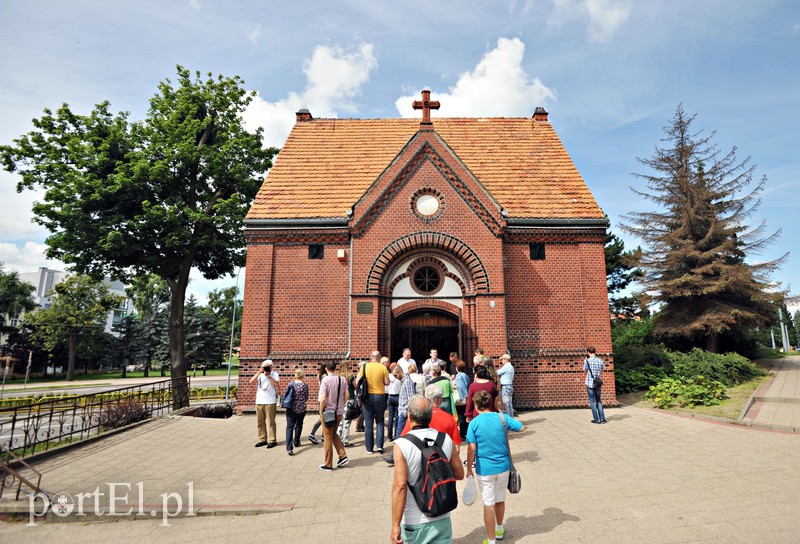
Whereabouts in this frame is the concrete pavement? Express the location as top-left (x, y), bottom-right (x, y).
top-left (743, 355), bottom-right (800, 431)
top-left (2, 403), bottom-right (799, 543)
top-left (3, 358), bottom-right (800, 543)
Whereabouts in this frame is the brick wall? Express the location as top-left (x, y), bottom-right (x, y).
top-left (237, 130), bottom-right (614, 411)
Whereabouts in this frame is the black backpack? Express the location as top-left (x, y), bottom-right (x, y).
top-left (356, 364), bottom-right (371, 401)
top-left (401, 431), bottom-right (458, 517)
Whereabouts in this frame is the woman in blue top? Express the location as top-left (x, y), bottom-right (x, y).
top-left (466, 390), bottom-right (525, 544)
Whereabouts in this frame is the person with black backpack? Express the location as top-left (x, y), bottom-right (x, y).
top-left (391, 395), bottom-right (465, 544)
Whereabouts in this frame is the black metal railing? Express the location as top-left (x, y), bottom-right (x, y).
top-left (0, 377), bottom-right (190, 459)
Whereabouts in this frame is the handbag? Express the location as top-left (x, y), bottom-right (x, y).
top-left (344, 399), bottom-right (360, 421)
top-left (499, 413), bottom-right (521, 494)
top-left (587, 361), bottom-right (603, 388)
top-left (323, 376), bottom-right (342, 428)
top-left (280, 382), bottom-right (295, 409)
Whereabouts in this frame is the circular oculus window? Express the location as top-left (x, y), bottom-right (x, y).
top-left (415, 194), bottom-right (440, 216)
top-left (412, 266), bottom-right (442, 294)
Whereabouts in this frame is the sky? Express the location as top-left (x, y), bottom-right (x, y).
top-left (1, 0), bottom-right (798, 311)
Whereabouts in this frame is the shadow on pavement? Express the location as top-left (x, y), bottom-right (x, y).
top-left (512, 449), bottom-right (540, 464)
top-left (453, 507), bottom-right (580, 543)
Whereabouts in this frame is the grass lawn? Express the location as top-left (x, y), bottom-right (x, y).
top-left (616, 372), bottom-right (769, 420)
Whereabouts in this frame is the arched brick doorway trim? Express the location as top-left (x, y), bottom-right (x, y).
top-left (366, 231), bottom-right (489, 294)
top-left (392, 299), bottom-right (462, 320)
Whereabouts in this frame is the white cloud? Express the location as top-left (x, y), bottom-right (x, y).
top-left (186, 0), bottom-right (210, 10)
top-left (549, 0), bottom-right (632, 43)
top-left (242, 43), bottom-right (378, 148)
top-left (247, 24), bottom-right (261, 45)
top-left (394, 37), bottom-right (555, 118)
top-left (0, 241), bottom-right (65, 273)
top-left (585, 0), bottom-right (633, 43)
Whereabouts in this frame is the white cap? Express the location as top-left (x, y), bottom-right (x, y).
top-left (261, 359), bottom-right (273, 368)
top-left (500, 353), bottom-right (511, 360)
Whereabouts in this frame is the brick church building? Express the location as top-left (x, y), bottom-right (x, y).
top-left (237, 91), bottom-right (614, 410)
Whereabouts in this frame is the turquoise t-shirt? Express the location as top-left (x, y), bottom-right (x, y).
top-left (466, 411), bottom-right (523, 476)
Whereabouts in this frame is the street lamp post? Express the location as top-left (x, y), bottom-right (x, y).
top-left (225, 268), bottom-right (241, 401)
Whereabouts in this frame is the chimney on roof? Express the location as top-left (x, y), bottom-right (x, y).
top-left (533, 107), bottom-right (548, 122)
top-left (296, 109), bottom-right (313, 122)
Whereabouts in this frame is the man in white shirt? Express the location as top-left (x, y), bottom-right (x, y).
top-left (390, 395), bottom-right (464, 544)
top-left (424, 349), bottom-right (443, 378)
top-left (249, 359), bottom-right (279, 448)
top-left (397, 348), bottom-right (415, 374)
top-left (496, 354), bottom-right (515, 418)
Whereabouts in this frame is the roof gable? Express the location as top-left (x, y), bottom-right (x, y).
top-left (351, 137), bottom-right (505, 237)
top-left (245, 116), bottom-right (602, 222)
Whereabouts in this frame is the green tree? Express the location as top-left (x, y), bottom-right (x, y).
top-left (604, 219), bottom-right (643, 319)
top-left (184, 295), bottom-right (228, 368)
top-left (794, 310), bottom-right (800, 346)
top-left (126, 273), bottom-right (170, 377)
top-left (623, 105), bottom-right (785, 353)
top-left (2, 67), bottom-right (277, 403)
top-left (207, 286), bottom-right (243, 348)
top-left (25, 275), bottom-right (122, 380)
top-left (0, 262), bottom-right (36, 341)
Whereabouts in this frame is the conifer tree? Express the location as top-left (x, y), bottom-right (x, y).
top-left (604, 219), bottom-right (643, 319)
top-left (623, 105), bottom-right (785, 352)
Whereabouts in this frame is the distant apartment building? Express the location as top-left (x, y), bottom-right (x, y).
top-left (3, 267), bottom-right (132, 338)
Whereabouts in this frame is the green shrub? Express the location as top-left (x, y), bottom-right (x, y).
top-left (611, 318), bottom-right (655, 348)
top-left (614, 344), bottom-right (673, 370)
top-left (645, 375), bottom-right (728, 408)
top-left (614, 365), bottom-right (670, 394)
top-left (613, 343), bottom-right (673, 393)
top-left (669, 348), bottom-right (766, 387)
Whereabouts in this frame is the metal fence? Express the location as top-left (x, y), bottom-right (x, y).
top-left (0, 377), bottom-right (190, 459)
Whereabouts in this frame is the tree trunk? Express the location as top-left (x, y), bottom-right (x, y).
top-left (706, 333), bottom-right (719, 354)
top-left (167, 258), bottom-right (193, 409)
top-left (66, 331), bottom-right (77, 381)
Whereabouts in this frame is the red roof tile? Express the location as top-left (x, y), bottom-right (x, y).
top-left (246, 117), bottom-right (603, 221)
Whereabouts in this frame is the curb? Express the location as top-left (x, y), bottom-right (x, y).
top-left (0, 503), bottom-right (293, 524)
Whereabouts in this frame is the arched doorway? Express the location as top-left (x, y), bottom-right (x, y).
top-left (390, 309), bottom-right (460, 363)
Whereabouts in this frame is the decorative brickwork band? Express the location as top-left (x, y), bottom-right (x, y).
top-left (367, 232), bottom-right (489, 294)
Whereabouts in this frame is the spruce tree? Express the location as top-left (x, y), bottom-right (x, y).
top-left (605, 219), bottom-right (643, 319)
top-left (623, 105), bottom-right (785, 353)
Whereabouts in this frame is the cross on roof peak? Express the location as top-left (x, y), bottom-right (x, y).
top-left (412, 89), bottom-right (440, 125)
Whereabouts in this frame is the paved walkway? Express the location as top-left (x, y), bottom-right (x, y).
top-left (744, 356), bottom-right (800, 431)
top-left (2, 403), bottom-right (799, 543)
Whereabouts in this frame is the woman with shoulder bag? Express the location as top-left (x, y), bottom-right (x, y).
top-left (337, 360), bottom-right (356, 446)
top-left (318, 361), bottom-right (349, 472)
top-left (454, 360), bottom-right (471, 440)
top-left (285, 368), bottom-right (309, 456)
top-left (466, 390), bottom-right (525, 544)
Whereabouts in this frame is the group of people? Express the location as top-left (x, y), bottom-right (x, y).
top-left (250, 346), bottom-right (608, 543)
top-left (389, 349), bottom-right (524, 544)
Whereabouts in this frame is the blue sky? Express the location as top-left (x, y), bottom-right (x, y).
top-left (1, 0), bottom-right (798, 309)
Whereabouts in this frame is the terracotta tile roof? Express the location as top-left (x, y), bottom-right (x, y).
top-left (246, 117), bottom-right (603, 221)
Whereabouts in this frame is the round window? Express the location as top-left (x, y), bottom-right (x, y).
top-left (413, 266), bottom-right (441, 294)
top-left (415, 194), bottom-right (440, 216)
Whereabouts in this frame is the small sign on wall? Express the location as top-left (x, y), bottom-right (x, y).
top-left (356, 302), bottom-right (373, 314)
